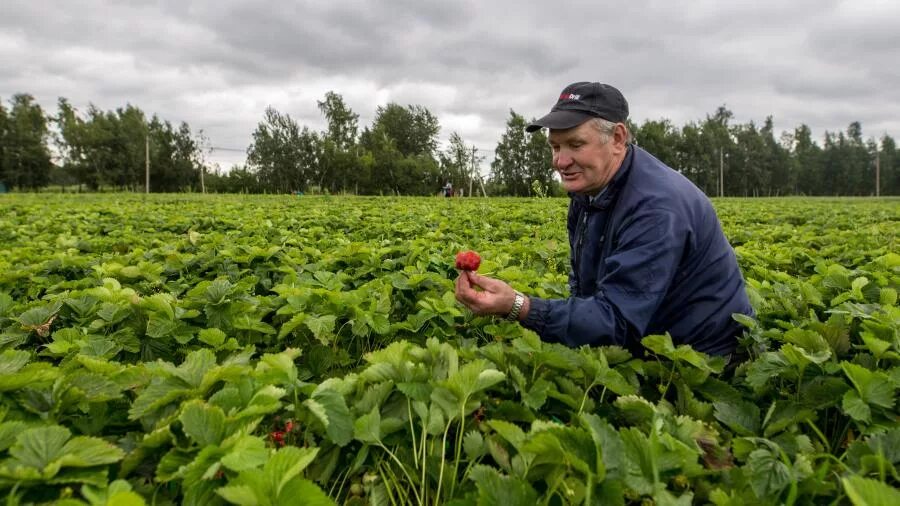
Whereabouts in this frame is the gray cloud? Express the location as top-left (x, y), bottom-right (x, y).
top-left (2, 0), bottom-right (898, 169)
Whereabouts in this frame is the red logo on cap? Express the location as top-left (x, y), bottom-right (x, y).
top-left (559, 93), bottom-right (581, 100)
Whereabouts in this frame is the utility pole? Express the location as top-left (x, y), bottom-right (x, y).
top-left (469, 146), bottom-right (475, 198)
top-left (200, 166), bottom-right (206, 194)
top-left (145, 134), bottom-right (150, 194)
top-left (875, 151), bottom-right (880, 197)
top-left (719, 147), bottom-right (724, 197)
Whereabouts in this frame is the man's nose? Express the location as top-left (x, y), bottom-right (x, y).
top-left (554, 151), bottom-right (572, 170)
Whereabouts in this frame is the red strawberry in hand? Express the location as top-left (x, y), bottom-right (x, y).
top-left (455, 250), bottom-right (481, 271)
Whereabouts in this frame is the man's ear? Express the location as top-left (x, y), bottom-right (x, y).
top-left (613, 122), bottom-right (629, 146)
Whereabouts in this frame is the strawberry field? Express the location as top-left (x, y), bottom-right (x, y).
top-left (0, 194), bottom-right (898, 505)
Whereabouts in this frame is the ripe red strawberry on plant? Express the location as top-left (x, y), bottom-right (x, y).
top-left (455, 250), bottom-right (481, 271)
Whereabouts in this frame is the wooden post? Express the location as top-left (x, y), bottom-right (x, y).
top-left (719, 148), bottom-right (724, 197)
top-left (469, 146), bottom-right (475, 197)
top-left (145, 135), bottom-right (150, 194)
top-left (875, 152), bottom-right (880, 197)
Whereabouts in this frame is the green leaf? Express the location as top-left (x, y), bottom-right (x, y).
top-left (57, 436), bottom-right (125, 468)
top-left (198, 328), bottom-right (227, 347)
top-left (0, 421), bottom-right (28, 452)
top-left (265, 446), bottom-right (320, 498)
top-left (216, 485), bottom-right (258, 506)
top-left (304, 388), bottom-right (353, 447)
top-left (305, 314), bottom-right (337, 345)
top-left (276, 477), bottom-right (334, 506)
top-left (0, 362), bottom-right (59, 392)
top-left (180, 400), bottom-right (226, 447)
top-left (746, 449), bottom-right (791, 499)
top-left (206, 278), bottom-right (234, 304)
top-left (464, 430), bottom-right (486, 459)
top-left (17, 300), bottom-right (63, 327)
top-left (614, 395), bottom-right (657, 426)
top-left (8, 425), bottom-right (71, 469)
top-left (842, 475), bottom-right (900, 506)
top-left (843, 390), bottom-right (871, 423)
top-left (0, 349), bottom-right (30, 374)
top-left (354, 407), bottom-right (381, 444)
top-left (487, 420), bottom-right (526, 452)
top-left (469, 464), bottom-right (538, 506)
top-left (175, 348), bottom-right (218, 387)
top-left (713, 400), bottom-right (760, 436)
top-left (782, 328), bottom-right (830, 354)
top-left (842, 362), bottom-right (895, 409)
top-left (221, 436), bottom-right (268, 473)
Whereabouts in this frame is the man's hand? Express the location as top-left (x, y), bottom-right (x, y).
top-left (455, 271), bottom-right (529, 320)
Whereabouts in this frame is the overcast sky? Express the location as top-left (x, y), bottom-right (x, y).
top-left (2, 0), bottom-right (899, 170)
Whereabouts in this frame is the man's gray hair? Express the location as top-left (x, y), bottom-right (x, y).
top-left (590, 118), bottom-right (633, 144)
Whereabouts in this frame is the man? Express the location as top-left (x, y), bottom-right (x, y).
top-left (455, 82), bottom-right (753, 356)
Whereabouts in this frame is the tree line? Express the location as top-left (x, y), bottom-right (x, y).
top-left (1, 92), bottom-right (897, 196)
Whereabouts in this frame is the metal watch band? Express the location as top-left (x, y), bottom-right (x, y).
top-left (506, 291), bottom-right (525, 321)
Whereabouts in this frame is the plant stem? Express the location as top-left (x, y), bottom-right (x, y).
top-left (434, 421), bottom-right (452, 506)
top-left (379, 443), bottom-right (423, 505)
top-left (407, 399), bottom-right (419, 470)
top-left (805, 420), bottom-right (832, 454)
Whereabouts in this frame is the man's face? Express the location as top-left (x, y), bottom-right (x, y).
top-left (548, 120), bottom-right (626, 196)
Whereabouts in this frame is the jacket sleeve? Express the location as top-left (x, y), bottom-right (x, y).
top-left (521, 206), bottom-right (687, 348)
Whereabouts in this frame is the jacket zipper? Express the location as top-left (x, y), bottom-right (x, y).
top-left (573, 211), bottom-right (589, 290)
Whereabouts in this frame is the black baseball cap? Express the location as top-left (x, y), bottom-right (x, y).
top-left (526, 82), bottom-right (629, 132)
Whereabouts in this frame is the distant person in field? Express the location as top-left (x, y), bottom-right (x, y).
top-left (442, 182), bottom-right (453, 197)
top-left (455, 81), bottom-right (754, 357)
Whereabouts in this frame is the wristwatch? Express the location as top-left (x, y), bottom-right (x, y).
top-left (506, 291), bottom-right (525, 321)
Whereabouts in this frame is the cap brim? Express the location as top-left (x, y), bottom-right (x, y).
top-left (525, 110), bottom-right (594, 133)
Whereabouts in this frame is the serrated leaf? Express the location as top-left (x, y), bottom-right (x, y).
top-left (843, 390), bottom-right (871, 423)
top-left (304, 388), bottom-right (352, 446)
top-left (265, 446), bottom-right (319, 497)
top-left (276, 477), bottom-right (334, 506)
top-left (713, 400), bottom-right (760, 436)
top-left (221, 436), bottom-right (268, 472)
top-left (614, 395), bottom-right (657, 426)
top-left (469, 464), bottom-right (538, 506)
top-left (57, 436), bottom-right (125, 467)
top-left (353, 407), bottom-right (381, 444)
top-left (206, 278), bottom-right (233, 304)
top-left (464, 430), bottom-right (485, 459)
top-left (487, 419), bottom-right (526, 452)
top-left (175, 348), bottom-right (218, 387)
top-left (199, 327), bottom-right (227, 347)
top-left (8, 425), bottom-right (71, 470)
top-left (0, 349), bottom-right (30, 374)
top-left (842, 362), bottom-right (895, 409)
top-left (305, 314), bottom-right (337, 345)
top-left (216, 484), bottom-right (258, 505)
top-left (842, 475), bottom-right (900, 506)
top-left (0, 421), bottom-right (28, 452)
top-left (180, 400), bottom-right (226, 447)
top-left (746, 448), bottom-right (791, 499)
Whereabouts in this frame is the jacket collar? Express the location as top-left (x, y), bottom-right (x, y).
top-left (570, 144), bottom-right (634, 210)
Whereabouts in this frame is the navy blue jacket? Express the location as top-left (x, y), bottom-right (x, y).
top-left (521, 145), bottom-right (753, 356)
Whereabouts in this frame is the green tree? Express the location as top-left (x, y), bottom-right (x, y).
top-left (490, 110), bottom-right (553, 196)
top-left (879, 134), bottom-right (898, 195)
top-left (0, 99), bottom-right (7, 187)
top-left (0, 94), bottom-right (53, 190)
top-left (247, 107), bottom-right (320, 193)
top-left (439, 132), bottom-right (474, 195)
top-left (634, 119), bottom-right (680, 169)
top-left (317, 92), bottom-right (359, 193)
top-left (791, 124), bottom-right (823, 195)
top-left (359, 103), bottom-right (441, 195)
